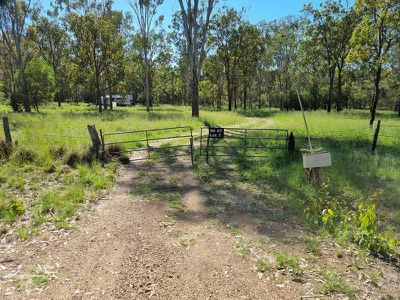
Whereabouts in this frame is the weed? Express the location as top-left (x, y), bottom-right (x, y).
top-left (320, 271), bottom-right (353, 297)
top-left (227, 220), bottom-right (240, 233)
top-left (179, 238), bottom-right (196, 248)
top-left (0, 196), bottom-right (25, 223)
top-left (15, 264), bottom-right (57, 290)
top-left (32, 187), bottom-right (84, 225)
top-left (12, 148), bottom-right (37, 164)
top-left (158, 216), bottom-right (175, 227)
top-left (49, 145), bottom-right (67, 160)
top-left (168, 229), bottom-right (181, 238)
top-left (238, 245), bottom-right (250, 255)
top-left (169, 176), bottom-right (179, 187)
top-left (0, 226), bottom-right (8, 235)
top-left (16, 227), bottom-right (29, 240)
top-left (306, 238), bottom-right (321, 256)
top-left (369, 271), bottom-right (380, 287)
top-left (276, 252), bottom-right (302, 276)
top-left (256, 260), bottom-right (271, 272)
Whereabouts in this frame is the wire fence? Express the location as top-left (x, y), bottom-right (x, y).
top-left (1, 115), bottom-right (399, 160)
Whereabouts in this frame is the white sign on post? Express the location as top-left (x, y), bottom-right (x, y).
top-left (303, 151), bottom-right (332, 169)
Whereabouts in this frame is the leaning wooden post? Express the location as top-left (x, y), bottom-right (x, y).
top-left (2, 117), bottom-right (12, 145)
top-left (87, 125), bottom-right (101, 157)
top-left (371, 120), bottom-right (381, 153)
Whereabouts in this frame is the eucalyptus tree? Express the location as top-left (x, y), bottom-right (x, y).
top-left (349, 0), bottom-right (400, 125)
top-left (263, 17), bottom-right (301, 110)
top-left (34, 16), bottom-right (69, 106)
top-left (236, 21), bottom-right (264, 110)
top-left (130, 0), bottom-right (163, 112)
top-left (67, 0), bottom-right (125, 112)
top-left (303, 0), bottom-right (356, 112)
top-left (177, 0), bottom-right (218, 117)
top-left (209, 7), bottom-right (242, 111)
top-left (0, 0), bottom-right (40, 112)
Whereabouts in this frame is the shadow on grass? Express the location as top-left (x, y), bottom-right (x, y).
top-left (127, 133), bottom-right (400, 247)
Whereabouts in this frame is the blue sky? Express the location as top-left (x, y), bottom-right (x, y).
top-left (43, 0), bottom-right (339, 25)
top-left (114, 0), bottom-right (327, 24)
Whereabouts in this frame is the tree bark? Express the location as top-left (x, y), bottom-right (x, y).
top-left (327, 65), bottom-right (335, 113)
top-left (336, 65), bottom-right (343, 111)
top-left (369, 64), bottom-right (382, 126)
top-left (243, 86), bottom-right (247, 110)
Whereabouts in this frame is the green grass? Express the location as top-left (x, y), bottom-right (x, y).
top-left (0, 103), bottom-right (243, 235)
top-left (201, 108), bottom-right (400, 252)
top-left (275, 252), bottom-right (303, 277)
top-left (320, 271), bottom-right (353, 297)
top-left (1, 103), bottom-right (399, 255)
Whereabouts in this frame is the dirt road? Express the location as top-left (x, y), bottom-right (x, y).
top-left (1, 159), bottom-right (301, 299)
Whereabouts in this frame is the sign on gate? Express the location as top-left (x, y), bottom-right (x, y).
top-left (209, 128), bottom-right (224, 138)
top-left (200, 127), bottom-right (289, 163)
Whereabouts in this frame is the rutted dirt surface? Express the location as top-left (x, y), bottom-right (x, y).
top-left (0, 160), bottom-right (297, 299)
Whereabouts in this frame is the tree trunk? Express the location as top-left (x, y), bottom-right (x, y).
top-left (398, 101), bottom-right (400, 116)
top-left (109, 85), bottom-right (113, 110)
top-left (191, 73), bottom-right (200, 117)
top-left (144, 55), bottom-right (151, 112)
top-left (243, 86), bottom-right (247, 110)
top-left (336, 66), bottom-right (343, 112)
top-left (227, 83), bottom-right (233, 111)
top-left (369, 64), bottom-right (382, 126)
top-left (234, 86), bottom-right (237, 110)
top-left (217, 79), bottom-right (222, 110)
top-left (327, 65), bottom-right (335, 113)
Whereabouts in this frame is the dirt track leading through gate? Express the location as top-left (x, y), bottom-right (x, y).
top-left (2, 156), bottom-right (300, 299)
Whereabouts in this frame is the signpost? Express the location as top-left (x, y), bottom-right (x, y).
top-left (296, 90), bottom-right (332, 184)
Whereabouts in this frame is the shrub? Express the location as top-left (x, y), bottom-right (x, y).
top-left (0, 140), bottom-right (12, 159)
top-left (320, 190), bottom-right (399, 261)
top-left (49, 145), bottom-right (67, 160)
top-left (12, 148), bottom-right (37, 164)
top-left (63, 151), bottom-right (81, 167)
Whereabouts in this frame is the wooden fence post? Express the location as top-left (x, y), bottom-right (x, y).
top-left (87, 125), bottom-right (101, 155)
top-left (288, 132), bottom-right (295, 154)
top-left (99, 129), bottom-right (105, 151)
top-left (371, 119), bottom-right (381, 153)
top-left (205, 136), bottom-right (210, 164)
top-left (2, 117), bottom-right (12, 144)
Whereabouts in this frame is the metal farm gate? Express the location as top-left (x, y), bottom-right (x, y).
top-left (101, 126), bottom-right (194, 165)
top-left (200, 127), bottom-right (289, 162)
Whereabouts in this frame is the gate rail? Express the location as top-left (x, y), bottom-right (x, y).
top-left (101, 126), bottom-right (194, 165)
top-left (200, 127), bottom-right (289, 162)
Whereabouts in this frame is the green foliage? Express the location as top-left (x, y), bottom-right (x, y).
top-left (24, 58), bottom-right (55, 110)
top-left (319, 190), bottom-right (399, 261)
top-left (0, 80), bottom-right (6, 103)
top-left (0, 195), bottom-right (25, 223)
